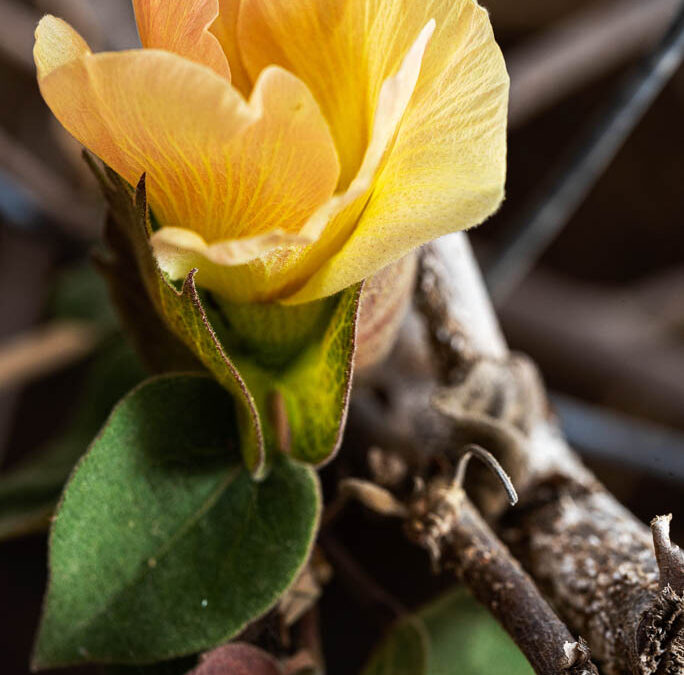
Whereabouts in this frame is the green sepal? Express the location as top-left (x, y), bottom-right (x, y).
top-left (89, 156), bottom-right (361, 475)
top-left (362, 588), bottom-right (534, 675)
top-left (32, 374), bottom-right (321, 668)
top-left (88, 158), bottom-right (265, 475)
top-left (212, 282), bottom-right (362, 466)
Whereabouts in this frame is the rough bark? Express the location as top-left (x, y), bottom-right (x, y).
top-left (406, 469), bottom-right (599, 675)
top-left (363, 233), bottom-right (683, 674)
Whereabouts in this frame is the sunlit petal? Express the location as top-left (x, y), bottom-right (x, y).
top-left (282, 1), bottom-right (509, 303)
top-left (34, 14), bottom-right (90, 78)
top-left (132, 0), bottom-right (231, 79)
top-left (35, 18), bottom-right (340, 290)
top-left (212, 0), bottom-right (251, 94)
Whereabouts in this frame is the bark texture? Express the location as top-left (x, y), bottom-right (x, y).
top-left (407, 473), bottom-right (599, 675)
top-left (364, 233), bottom-right (684, 674)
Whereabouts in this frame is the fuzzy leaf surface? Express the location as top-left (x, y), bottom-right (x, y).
top-left (33, 375), bottom-right (320, 667)
top-left (218, 282), bottom-right (361, 467)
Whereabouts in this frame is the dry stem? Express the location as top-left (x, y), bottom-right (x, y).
top-left (363, 232), bottom-right (684, 674)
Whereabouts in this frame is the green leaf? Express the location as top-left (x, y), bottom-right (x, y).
top-left (0, 337), bottom-right (146, 541)
top-left (275, 283), bottom-right (361, 465)
top-left (362, 588), bottom-right (534, 675)
top-left (361, 619), bottom-right (428, 675)
top-left (33, 375), bottom-right (321, 668)
top-left (217, 283), bottom-right (362, 467)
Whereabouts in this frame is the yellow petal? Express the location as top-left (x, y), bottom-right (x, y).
top-left (211, 0), bottom-right (251, 94)
top-left (238, 0), bottom-right (433, 188)
top-left (34, 15), bottom-right (90, 78)
top-left (153, 20), bottom-right (433, 304)
top-left (286, 1), bottom-right (509, 304)
top-left (35, 17), bottom-right (340, 284)
top-left (152, 227), bottom-right (308, 269)
top-left (132, 0), bottom-right (230, 79)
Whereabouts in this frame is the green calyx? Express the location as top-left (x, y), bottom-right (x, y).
top-left (89, 156), bottom-right (361, 476)
top-left (215, 295), bottom-right (334, 369)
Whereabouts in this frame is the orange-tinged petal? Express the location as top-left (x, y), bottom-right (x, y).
top-left (150, 20), bottom-right (433, 304)
top-left (35, 17), bottom-right (340, 287)
top-left (132, 0), bottom-right (230, 79)
top-left (239, 0), bottom-right (435, 188)
top-left (212, 0), bottom-right (251, 95)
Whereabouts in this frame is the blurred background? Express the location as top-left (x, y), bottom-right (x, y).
top-left (0, 1), bottom-right (682, 674)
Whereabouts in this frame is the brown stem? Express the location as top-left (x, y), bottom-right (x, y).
top-left (366, 232), bottom-right (684, 674)
top-left (406, 473), bottom-right (598, 675)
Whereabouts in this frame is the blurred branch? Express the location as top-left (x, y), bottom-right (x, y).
top-left (0, 320), bottom-right (100, 391)
top-left (553, 394), bottom-right (684, 484)
top-left (0, 0), bottom-right (38, 72)
top-left (500, 268), bottom-right (684, 430)
top-left (0, 126), bottom-right (98, 241)
top-left (488, 2), bottom-right (684, 302)
top-left (508, 0), bottom-right (682, 127)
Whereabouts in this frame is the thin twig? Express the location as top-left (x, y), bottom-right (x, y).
top-left (319, 534), bottom-right (407, 621)
top-left (0, 320), bottom-right (100, 391)
top-left (406, 475), bottom-right (598, 675)
top-left (651, 515), bottom-right (684, 593)
top-left (487, 3), bottom-right (684, 303)
top-left (507, 0), bottom-right (682, 127)
top-left (453, 444), bottom-right (518, 507)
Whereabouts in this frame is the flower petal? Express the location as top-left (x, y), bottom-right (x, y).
top-left (34, 14), bottom-right (90, 78)
top-left (285, 1), bottom-right (509, 304)
top-left (212, 0), bottom-right (251, 94)
top-left (152, 19), bottom-right (433, 304)
top-left (35, 17), bottom-right (340, 277)
top-left (238, 0), bottom-right (434, 187)
top-left (132, 0), bottom-right (231, 79)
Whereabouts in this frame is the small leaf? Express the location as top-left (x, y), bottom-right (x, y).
top-left (33, 375), bottom-right (321, 668)
top-left (362, 588), bottom-right (534, 675)
top-left (189, 643), bottom-right (282, 675)
top-left (224, 283), bottom-right (362, 467)
top-left (361, 619), bottom-right (428, 675)
top-left (277, 283), bottom-right (361, 465)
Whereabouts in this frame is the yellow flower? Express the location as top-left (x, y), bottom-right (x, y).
top-left (34, 0), bottom-right (508, 305)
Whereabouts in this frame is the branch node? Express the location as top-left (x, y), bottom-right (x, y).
top-left (651, 514), bottom-right (684, 593)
